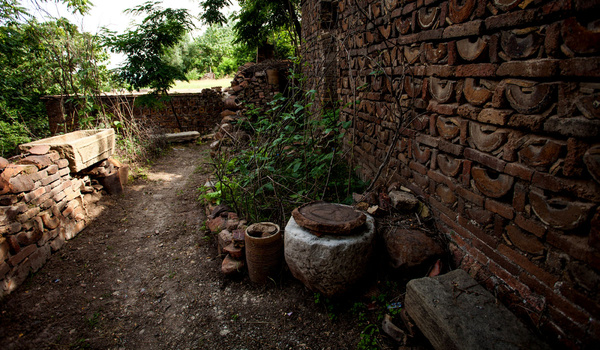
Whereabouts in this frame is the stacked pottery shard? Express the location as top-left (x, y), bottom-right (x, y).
top-left (285, 201), bottom-right (376, 296)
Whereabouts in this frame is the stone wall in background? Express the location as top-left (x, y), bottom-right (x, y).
top-left (0, 149), bottom-right (104, 297)
top-left (45, 89), bottom-right (225, 135)
top-left (303, 0), bottom-right (600, 347)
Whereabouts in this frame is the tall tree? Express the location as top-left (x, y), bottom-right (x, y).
top-left (200, 0), bottom-right (301, 51)
top-left (103, 1), bottom-right (194, 129)
top-left (104, 1), bottom-right (193, 93)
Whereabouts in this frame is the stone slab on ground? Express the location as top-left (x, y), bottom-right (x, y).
top-left (405, 269), bottom-right (549, 350)
top-left (164, 131), bottom-right (200, 143)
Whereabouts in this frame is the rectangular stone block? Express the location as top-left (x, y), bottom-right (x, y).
top-left (405, 269), bottom-right (550, 350)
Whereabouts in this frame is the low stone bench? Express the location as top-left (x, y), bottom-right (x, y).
top-left (405, 269), bottom-right (549, 350)
top-left (164, 131), bottom-right (200, 143)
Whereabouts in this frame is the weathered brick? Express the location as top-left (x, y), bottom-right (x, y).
top-left (544, 116), bottom-right (600, 140)
top-left (496, 59), bottom-right (559, 77)
top-left (438, 139), bottom-right (464, 156)
top-left (58, 168), bottom-right (70, 177)
top-left (477, 108), bottom-right (512, 126)
top-left (428, 169), bottom-right (456, 190)
top-left (429, 196), bottom-right (458, 222)
top-left (455, 63), bottom-right (498, 77)
top-left (532, 171), bottom-right (600, 202)
top-left (485, 198), bottom-right (514, 219)
top-left (50, 235), bottom-right (65, 252)
top-left (559, 57), bottom-right (600, 77)
top-left (23, 186), bottom-right (47, 203)
top-left (505, 225), bottom-right (545, 256)
top-left (436, 183), bottom-right (458, 205)
top-left (465, 206), bottom-right (493, 226)
top-left (456, 104), bottom-right (481, 120)
top-left (442, 20), bottom-right (484, 39)
top-left (55, 159), bottom-right (69, 169)
top-left (0, 195), bottom-right (18, 206)
top-left (488, 261), bottom-right (531, 299)
top-left (504, 162), bottom-right (534, 181)
top-left (9, 174), bottom-right (35, 193)
top-left (514, 214), bottom-right (546, 238)
top-left (0, 237), bottom-right (9, 262)
top-left (40, 173), bottom-right (60, 186)
top-left (17, 207), bottom-right (40, 223)
top-left (47, 151), bottom-right (60, 162)
top-left (29, 244), bottom-right (51, 273)
top-left (546, 231), bottom-right (599, 270)
top-left (557, 283), bottom-right (600, 322)
top-left (458, 214), bottom-right (498, 248)
top-left (484, 9), bottom-right (537, 30)
top-left (30, 170), bottom-right (48, 182)
top-left (412, 171), bottom-right (429, 189)
top-left (464, 148), bottom-right (506, 172)
top-left (7, 244), bottom-right (36, 267)
top-left (46, 164), bottom-right (59, 175)
top-left (409, 160), bottom-right (428, 175)
top-left (0, 261), bottom-right (10, 280)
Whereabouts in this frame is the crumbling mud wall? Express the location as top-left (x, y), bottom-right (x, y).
top-left (303, 0), bottom-right (600, 347)
top-left (45, 89), bottom-right (225, 135)
top-left (0, 150), bottom-right (103, 297)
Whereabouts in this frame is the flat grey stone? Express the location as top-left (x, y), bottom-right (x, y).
top-left (164, 131), bottom-right (200, 143)
top-left (405, 269), bottom-right (549, 350)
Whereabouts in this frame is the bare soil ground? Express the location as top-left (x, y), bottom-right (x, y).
top-left (0, 142), bottom-right (425, 350)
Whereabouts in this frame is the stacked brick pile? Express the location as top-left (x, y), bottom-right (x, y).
top-left (0, 147), bottom-right (101, 296)
top-left (303, 0), bottom-right (600, 347)
top-left (225, 61), bottom-right (293, 111)
top-left (203, 201), bottom-right (249, 275)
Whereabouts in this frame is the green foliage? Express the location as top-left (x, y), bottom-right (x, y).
top-left (208, 60), bottom-right (366, 224)
top-left (86, 311), bottom-right (100, 329)
top-left (164, 21), bottom-right (255, 79)
top-left (0, 118), bottom-right (30, 157)
top-left (313, 293), bottom-right (338, 321)
top-left (0, 1), bottom-right (110, 156)
top-left (103, 1), bottom-right (194, 93)
top-left (233, 0), bottom-right (301, 50)
top-left (199, 0), bottom-right (232, 26)
top-left (357, 324), bottom-right (380, 350)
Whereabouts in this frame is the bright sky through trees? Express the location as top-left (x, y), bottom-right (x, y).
top-left (24, 0), bottom-right (239, 67)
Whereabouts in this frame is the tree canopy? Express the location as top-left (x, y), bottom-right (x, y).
top-left (200, 0), bottom-right (301, 51)
top-left (0, 0), bottom-right (108, 156)
top-left (103, 1), bottom-right (194, 93)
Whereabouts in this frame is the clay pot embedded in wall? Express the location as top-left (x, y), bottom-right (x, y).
top-left (245, 222), bottom-right (283, 284)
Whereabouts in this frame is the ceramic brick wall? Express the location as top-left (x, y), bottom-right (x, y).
top-left (0, 150), bottom-right (97, 297)
top-left (302, 0), bottom-right (600, 347)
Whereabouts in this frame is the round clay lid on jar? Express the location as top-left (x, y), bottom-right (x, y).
top-left (291, 201), bottom-right (366, 236)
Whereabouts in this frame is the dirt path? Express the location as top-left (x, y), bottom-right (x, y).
top-left (0, 143), bottom-right (369, 350)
